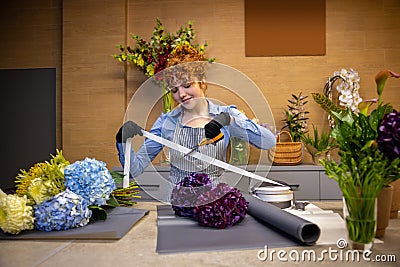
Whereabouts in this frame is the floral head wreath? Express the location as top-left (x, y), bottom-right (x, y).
top-left (155, 44), bottom-right (209, 90)
top-left (167, 44), bottom-right (206, 67)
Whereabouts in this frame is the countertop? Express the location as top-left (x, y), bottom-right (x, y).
top-left (0, 201), bottom-right (399, 267)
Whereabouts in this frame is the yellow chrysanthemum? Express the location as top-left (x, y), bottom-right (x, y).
top-left (15, 162), bottom-right (47, 198)
top-left (27, 178), bottom-right (51, 205)
top-left (15, 150), bottom-right (68, 205)
top-left (0, 190), bottom-right (34, 235)
top-left (146, 64), bottom-right (154, 76)
top-left (136, 54), bottom-right (144, 68)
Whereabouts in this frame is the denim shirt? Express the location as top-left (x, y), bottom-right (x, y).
top-left (116, 100), bottom-right (276, 178)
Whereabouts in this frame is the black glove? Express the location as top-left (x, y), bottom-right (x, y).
top-left (204, 112), bottom-right (231, 141)
top-left (116, 121), bottom-right (143, 143)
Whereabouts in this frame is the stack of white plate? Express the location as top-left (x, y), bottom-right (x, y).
top-left (253, 186), bottom-right (293, 209)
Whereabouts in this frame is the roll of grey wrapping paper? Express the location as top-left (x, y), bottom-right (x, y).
top-left (242, 193), bottom-right (321, 245)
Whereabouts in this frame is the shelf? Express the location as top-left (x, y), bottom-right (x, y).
top-left (114, 164), bottom-right (342, 201)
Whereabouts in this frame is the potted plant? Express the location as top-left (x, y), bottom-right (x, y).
top-left (312, 70), bottom-right (400, 250)
top-left (282, 92), bottom-right (309, 142)
top-left (322, 68), bottom-right (362, 129)
top-left (302, 125), bottom-right (336, 165)
top-left (275, 92), bottom-right (309, 165)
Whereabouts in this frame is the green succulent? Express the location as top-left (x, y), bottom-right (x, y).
top-left (302, 124), bottom-right (336, 156)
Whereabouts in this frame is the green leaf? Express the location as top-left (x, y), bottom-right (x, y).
top-left (341, 109), bottom-right (355, 124)
top-left (106, 194), bottom-right (120, 208)
top-left (370, 103), bottom-right (393, 131)
top-left (360, 140), bottom-right (376, 151)
top-left (110, 171), bottom-right (124, 184)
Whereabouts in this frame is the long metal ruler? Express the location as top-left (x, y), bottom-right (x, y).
top-left (123, 129), bottom-right (282, 188)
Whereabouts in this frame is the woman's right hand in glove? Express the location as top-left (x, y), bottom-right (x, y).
top-left (204, 112), bottom-right (231, 142)
top-left (116, 121), bottom-right (143, 143)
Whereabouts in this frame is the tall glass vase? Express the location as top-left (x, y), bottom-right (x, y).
top-left (229, 137), bottom-right (249, 165)
top-left (159, 87), bottom-right (173, 165)
top-left (162, 86), bottom-right (174, 114)
top-left (343, 196), bottom-right (377, 251)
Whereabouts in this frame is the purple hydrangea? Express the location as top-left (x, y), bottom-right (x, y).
top-left (171, 173), bottom-right (212, 218)
top-left (377, 110), bottom-right (400, 160)
top-left (34, 190), bottom-right (91, 231)
top-left (194, 183), bottom-right (248, 229)
top-left (64, 158), bottom-right (116, 206)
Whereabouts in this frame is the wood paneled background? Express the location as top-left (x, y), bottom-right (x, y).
top-left (0, 0), bottom-right (399, 172)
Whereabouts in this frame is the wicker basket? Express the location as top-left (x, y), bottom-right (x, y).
top-left (269, 131), bottom-right (303, 166)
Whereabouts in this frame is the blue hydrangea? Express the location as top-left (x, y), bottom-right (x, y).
top-left (34, 189), bottom-right (92, 231)
top-left (64, 158), bottom-right (116, 206)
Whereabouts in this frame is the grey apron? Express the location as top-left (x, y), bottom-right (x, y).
top-left (169, 120), bottom-right (225, 187)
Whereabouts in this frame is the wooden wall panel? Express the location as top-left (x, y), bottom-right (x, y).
top-left (62, 0), bottom-right (126, 167)
top-left (124, 0), bottom-right (400, 165)
top-left (1, 0), bottom-right (399, 172)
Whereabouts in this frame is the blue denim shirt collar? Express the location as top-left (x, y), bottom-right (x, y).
top-left (169, 99), bottom-right (221, 118)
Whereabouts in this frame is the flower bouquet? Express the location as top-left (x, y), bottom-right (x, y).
top-left (0, 190), bottom-right (34, 234)
top-left (171, 172), bottom-right (212, 218)
top-left (312, 69), bottom-right (400, 250)
top-left (114, 18), bottom-right (214, 113)
top-left (0, 150), bottom-right (140, 235)
top-left (34, 190), bottom-right (91, 231)
top-left (195, 183), bottom-right (248, 229)
top-left (171, 173), bottom-right (248, 229)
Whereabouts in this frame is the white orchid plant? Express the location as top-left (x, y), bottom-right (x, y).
top-left (333, 68), bottom-right (363, 112)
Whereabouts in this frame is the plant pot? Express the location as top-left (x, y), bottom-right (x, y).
top-left (390, 180), bottom-right (400, 219)
top-left (343, 196), bottom-right (377, 251)
top-left (311, 153), bottom-right (328, 165)
top-left (376, 185), bottom-right (394, 238)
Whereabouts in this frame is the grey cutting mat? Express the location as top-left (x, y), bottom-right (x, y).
top-left (157, 207), bottom-right (300, 254)
top-left (0, 207), bottom-right (148, 240)
top-left (156, 194), bottom-right (320, 254)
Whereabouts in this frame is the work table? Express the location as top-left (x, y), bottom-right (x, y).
top-left (1, 201), bottom-right (399, 267)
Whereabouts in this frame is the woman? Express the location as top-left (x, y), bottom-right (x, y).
top-left (116, 45), bottom-right (276, 190)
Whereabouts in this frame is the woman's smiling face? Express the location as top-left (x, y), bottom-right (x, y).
top-left (170, 82), bottom-right (205, 110)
